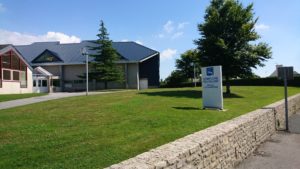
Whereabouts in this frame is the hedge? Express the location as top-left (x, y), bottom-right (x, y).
top-left (229, 77), bottom-right (300, 87)
top-left (160, 77), bottom-right (300, 88)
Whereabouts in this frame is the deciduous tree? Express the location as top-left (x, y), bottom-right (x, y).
top-left (195, 0), bottom-right (272, 94)
top-left (176, 49), bottom-right (200, 80)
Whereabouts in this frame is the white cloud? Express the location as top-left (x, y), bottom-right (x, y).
top-left (158, 20), bottom-right (189, 40)
top-left (45, 32), bottom-right (80, 43)
top-left (177, 22), bottom-right (189, 30)
top-left (0, 3), bottom-right (5, 12)
top-left (255, 24), bottom-right (270, 31)
top-left (135, 40), bottom-right (143, 45)
top-left (160, 48), bottom-right (177, 61)
top-left (120, 39), bottom-right (143, 45)
top-left (163, 20), bottom-right (175, 33)
top-left (158, 33), bottom-right (165, 38)
top-left (0, 29), bottom-right (81, 45)
top-left (171, 32), bottom-right (184, 39)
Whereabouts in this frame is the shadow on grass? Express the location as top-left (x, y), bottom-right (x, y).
top-left (172, 107), bottom-right (201, 110)
top-left (139, 90), bottom-right (243, 99)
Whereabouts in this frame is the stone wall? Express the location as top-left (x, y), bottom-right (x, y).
top-left (106, 94), bottom-right (300, 169)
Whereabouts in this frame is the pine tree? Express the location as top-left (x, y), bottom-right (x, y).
top-left (88, 20), bottom-right (124, 89)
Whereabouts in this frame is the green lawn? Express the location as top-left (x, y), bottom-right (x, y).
top-left (0, 93), bottom-right (46, 102)
top-left (0, 86), bottom-right (299, 168)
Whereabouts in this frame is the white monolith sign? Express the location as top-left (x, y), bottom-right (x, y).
top-left (201, 66), bottom-right (223, 110)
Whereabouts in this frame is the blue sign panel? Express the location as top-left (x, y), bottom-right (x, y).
top-left (206, 67), bottom-right (214, 76)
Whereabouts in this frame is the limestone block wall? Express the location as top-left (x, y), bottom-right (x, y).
top-left (106, 94), bottom-right (300, 169)
top-left (266, 94), bottom-right (300, 130)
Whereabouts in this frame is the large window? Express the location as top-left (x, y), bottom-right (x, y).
top-left (20, 61), bottom-right (27, 71)
top-left (2, 53), bottom-right (11, 69)
top-left (20, 71), bottom-right (27, 88)
top-left (3, 70), bottom-right (11, 80)
top-left (32, 50), bottom-right (62, 63)
top-left (0, 50), bottom-right (28, 88)
top-left (11, 53), bottom-right (20, 70)
top-left (0, 55), bottom-right (1, 88)
top-left (13, 71), bottom-right (20, 81)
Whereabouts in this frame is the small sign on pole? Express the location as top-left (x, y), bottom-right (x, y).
top-left (277, 66), bottom-right (294, 131)
top-left (201, 66), bottom-right (223, 110)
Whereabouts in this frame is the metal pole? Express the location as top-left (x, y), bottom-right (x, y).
top-left (86, 53), bottom-right (89, 96)
top-left (284, 68), bottom-right (289, 131)
top-left (194, 63), bottom-right (196, 87)
top-left (137, 63), bottom-right (140, 90)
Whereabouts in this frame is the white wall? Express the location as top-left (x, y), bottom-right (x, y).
top-left (0, 67), bottom-right (33, 94)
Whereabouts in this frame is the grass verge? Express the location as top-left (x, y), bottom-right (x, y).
top-left (0, 86), bottom-right (299, 168)
top-left (0, 93), bottom-right (46, 102)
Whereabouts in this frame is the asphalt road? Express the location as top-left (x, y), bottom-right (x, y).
top-left (236, 112), bottom-right (300, 169)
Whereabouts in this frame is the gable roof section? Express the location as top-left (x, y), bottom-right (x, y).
top-left (15, 41), bottom-right (159, 66)
top-left (111, 42), bottom-right (158, 62)
top-left (33, 66), bottom-right (53, 76)
top-left (0, 45), bottom-right (33, 70)
top-left (32, 49), bottom-right (63, 63)
top-left (0, 44), bottom-right (10, 50)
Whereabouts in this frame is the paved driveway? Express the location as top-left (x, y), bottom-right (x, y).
top-left (0, 91), bottom-right (128, 110)
top-left (236, 112), bottom-right (300, 169)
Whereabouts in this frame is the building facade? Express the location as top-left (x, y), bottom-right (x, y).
top-left (0, 45), bottom-right (33, 94)
top-left (0, 41), bottom-right (159, 94)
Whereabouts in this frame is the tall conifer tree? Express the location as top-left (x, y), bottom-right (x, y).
top-left (88, 20), bottom-right (123, 89)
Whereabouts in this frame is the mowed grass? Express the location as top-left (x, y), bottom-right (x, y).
top-left (0, 93), bottom-right (46, 102)
top-left (0, 86), bottom-right (300, 168)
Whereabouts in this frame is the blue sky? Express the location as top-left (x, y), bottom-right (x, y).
top-left (0, 0), bottom-right (299, 79)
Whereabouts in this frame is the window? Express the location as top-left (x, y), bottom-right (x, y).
top-left (3, 70), bottom-right (11, 80)
top-left (74, 80), bottom-right (85, 84)
top-left (32, 50), bottom-right (62, 63)
top-left (13, 71), bottom-right (19, 81)
top-left (53, 79), bottom-right (60, 87)
top-left (11, 53), bottom-right (20, 70)
top-left (2, 53), bottom-right (11, 69)
top-left (33, 80), bottom-right (36, 87)
top-left (0, 60), bottom-right (1, 88)
top-left (20, 71), bottom-right (27, 88)
top-left (20, 61), bottom-right (27, 71)
top-left (1, 50), bottom-right (28, 88)
top-left (42, 80), bottom-right (47, 87)
top-left (38, 80), bottom-right (42, 87)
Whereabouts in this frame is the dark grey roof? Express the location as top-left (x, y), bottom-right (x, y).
top-left (0, 44), bottom-right (10, 50)
top-left (15, 41), bottom-right (159, 65)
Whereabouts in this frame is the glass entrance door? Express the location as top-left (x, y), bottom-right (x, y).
top-left (33, 78), bottom-right (49, 93)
